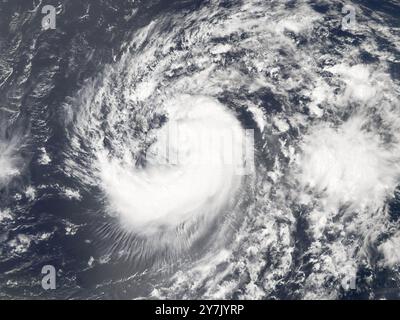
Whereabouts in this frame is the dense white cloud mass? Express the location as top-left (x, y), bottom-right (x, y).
top-left (296, 115), bottom-right (400, 213)
top-left (0, 139), bottom-right (21, 187)
top-left (98, 95), bottom-right (246, 230)
top-left (60, 0), bottom-right (400, 299)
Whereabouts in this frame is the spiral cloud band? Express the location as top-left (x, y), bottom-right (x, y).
top-left (98, 94), bottom-right (253, 230)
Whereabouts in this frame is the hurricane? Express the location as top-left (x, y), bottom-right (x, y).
top-left (1, 0), bottom-right (400, 300)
